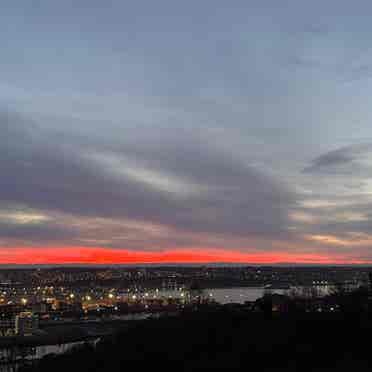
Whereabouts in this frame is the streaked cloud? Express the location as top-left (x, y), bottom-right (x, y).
top-left (3, 1), bottom-right (372, 263)
top-left (305, 233), bottom-right (372, 247)
top-left (0, 108), bottom-right (295, 250)
top-left (87, 152), bottom-right (207, 197)
top-left (0, 210), bottom-right (50, 225)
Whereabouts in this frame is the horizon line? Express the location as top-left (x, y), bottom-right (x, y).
top-left (0, 262), bottom-right (371, 268)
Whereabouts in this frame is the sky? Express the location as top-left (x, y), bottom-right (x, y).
top-left (2, 0), bottom-right (372, 264)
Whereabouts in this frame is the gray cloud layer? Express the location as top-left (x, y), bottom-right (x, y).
top-left (0, 109), bottom-right (296, 247)
top-left (4, 1), bottom-right (372, 260)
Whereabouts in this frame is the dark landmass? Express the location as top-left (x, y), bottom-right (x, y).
top-left (0, 265), bottom-right (369, 289)
top-left (19, 304), bottom-right (372, 371)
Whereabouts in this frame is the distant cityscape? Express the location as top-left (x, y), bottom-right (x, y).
top-left (0, 265), bottom-right (370, 332)
top-left (0, 265), bottom-right (370, 370)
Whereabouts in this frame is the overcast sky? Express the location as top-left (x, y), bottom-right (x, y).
top-left (2, 0), bottom-right (372, 264)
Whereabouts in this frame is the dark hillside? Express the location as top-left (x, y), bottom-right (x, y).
top-left (20, 308), bottom-right (372, 372)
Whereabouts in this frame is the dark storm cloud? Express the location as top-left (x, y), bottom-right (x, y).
top-left (303, 144), bottom-right (372, 175)
top-left (0, 221), bottom-right (77, 242)
top-left (0, 109), bottom-right (296, 244)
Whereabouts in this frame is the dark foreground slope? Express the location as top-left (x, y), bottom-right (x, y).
top-left (20, 308), bottom-right (372, 372)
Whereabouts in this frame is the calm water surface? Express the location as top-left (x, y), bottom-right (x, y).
top-left (206, 287), bottom-right (285, 304)
top-left (206, 285), bottom-right (331, 304)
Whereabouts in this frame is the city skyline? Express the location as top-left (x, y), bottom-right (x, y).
top-left (2, 1), bottom-right (372, 264)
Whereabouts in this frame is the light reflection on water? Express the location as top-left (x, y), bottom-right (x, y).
top-left (206, 285), bottom-right (332, 304)
top-left (127, 285), bottom-right (333, 304)
top-left (207, 287), bottom-right (285, 304)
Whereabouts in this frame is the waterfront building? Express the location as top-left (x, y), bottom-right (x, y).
top-left (15, 312), bottom-right (39, 336)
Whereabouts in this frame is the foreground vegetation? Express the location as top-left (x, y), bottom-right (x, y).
top-left (20, 301), bottom-right (372, 372)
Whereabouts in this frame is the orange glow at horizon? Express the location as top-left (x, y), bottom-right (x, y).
top-left (0, 246), bottom-right (367, 265)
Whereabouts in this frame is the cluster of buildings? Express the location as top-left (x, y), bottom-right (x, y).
top-left (0, 266), bottom-right (370, 338)
top-left (0, 282), bottom-right (211, 337)
top-left (0, 308), bottom-right (39, 337)
top-left (0, 266), bottom-right (368, 289)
